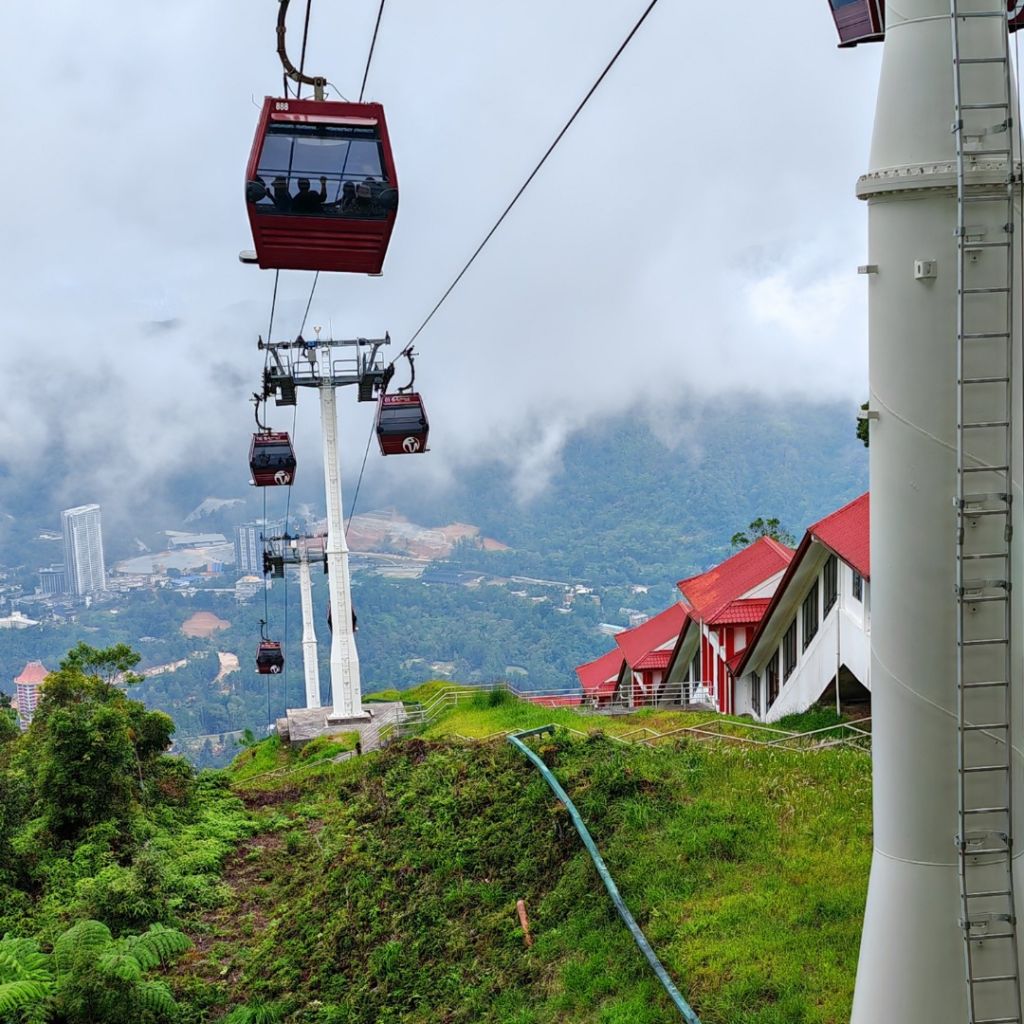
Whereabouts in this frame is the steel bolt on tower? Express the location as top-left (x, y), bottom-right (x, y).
top-left (851, 1), bottom-right (1024, 1021)
top-left (259, 332), bottom-right (390, 723)
top-left (264, 533), bottom-right (326, 710)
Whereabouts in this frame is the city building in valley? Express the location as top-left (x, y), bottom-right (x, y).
top-left (14, 660), bottom-right (48, 727)
top-left (61, 504), bottom-right (106, 596)
top-left (234, 519), bottom-right (283, 575)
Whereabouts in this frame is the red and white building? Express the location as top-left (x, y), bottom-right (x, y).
top-left (576, 648), bottom-right (625, 706)
top-left (613, 603), bottom-right (688, 706)
top-left (14, 660), bottom-right (49, 727)
top-left (662, 537), bottom-right (794, 713)
top-left (734, 493), bottom-right (871, 722)
top-left (572, 496), bottom-right (871, 723)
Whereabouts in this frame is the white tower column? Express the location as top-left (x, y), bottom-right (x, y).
top-left (297, 545), bottom-right (321, 709)
top-left (319, 382), bottom-right (366, 720)
top-left (852, 2), bottom-right (1023, 1021)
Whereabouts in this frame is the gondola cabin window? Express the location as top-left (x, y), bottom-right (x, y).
top-left (253, 121), bottom-right (390, 220)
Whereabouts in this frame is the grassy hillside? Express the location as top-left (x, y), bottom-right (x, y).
top-left (176, 693), bottom-right (872, 1023)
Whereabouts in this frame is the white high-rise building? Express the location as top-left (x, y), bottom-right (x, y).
top-left (61, 504), bottom-right (106, 596)
top-left (234, 519), bottom-right (283, 575)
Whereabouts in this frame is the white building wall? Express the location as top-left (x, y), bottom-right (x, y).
top-left (742, 556), bottom-right (872, 723)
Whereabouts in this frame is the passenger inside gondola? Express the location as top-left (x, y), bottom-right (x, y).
top-left (252, 440), bottom-right (295, 469)
top-left (248, 121), bottom-right (395, 218)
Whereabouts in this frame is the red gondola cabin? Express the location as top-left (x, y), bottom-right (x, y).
top-left (376, 393), bottom-right (429, 456)
top-left (828, 1), bottom-right (1024, 47)
top-left (245, 97), bottom-right (399, 274)
top-left (250, 431), bottom-right (296, 487)
top-left (256, 640), bottom-right (284, 675)
top-left (828, 0), bottom-right (884, 46)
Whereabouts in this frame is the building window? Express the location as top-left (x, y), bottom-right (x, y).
top-left (751, 672), bottom-right (761, 717)
top-left (802, 583), bottom-right (819, 651)
top-left (823, 554), bottom-right (838, 615)
top-left (783, 622), bottom-right (798, 680)
top-left (766, 650), bottom-right (780, 705)
top-left (852, 570), bottom-right (863, 602)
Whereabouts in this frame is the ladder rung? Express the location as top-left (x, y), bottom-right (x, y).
top-left (961, 639), bottom-right (1009, 647)
top-left (962, 289), bottom-right (1012, 296)
top-left (973, 1018), bottom-right (1021, 1024)
top-left (964, 806), bottom-right (1011, 815)
top-left (963, 465), bottom-right (1010, 473)
top-left (962, 193), bottom-right (1013, 202)
top-left (966, 889), bottom-right (1014, 899)
top-left (960, 509), bottom-right (1012, 518)
top-left (963, 680), bottom-right (1010, 690)
top-left (956, 8), bottom-right (1015, 16)
top-left (962, 331), bottom-right (1011, 338)
top-left (961, 376), bottom-right (1011, 383)
top-left (965, 241), bottom-right (1012, 249)
top-left (957, 57), bottom-right (1010, 64)
top-left (963, 764), bottom-right (1011, 773)
top-left (963, 148), bottom-right (1014, 157)
top-left (961, 102), bottom-right (1010, 110)
top-left (959, 594), bottom-right (1009, 603)
top-left (973, 975), bottom-right (1020, 985)
top-left (962, 846), bottom-right (1011, 855)
top-left (964, 723), bottom-right (1011, 732)
top-left (967, 932), bottom-right (1016, 942)
top-left (961, 552), bottom-right (1009, 560)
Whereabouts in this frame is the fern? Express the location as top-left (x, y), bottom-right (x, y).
top-left (224, 999), bottom-right (284, 1024)
top-left (53, 919), bottom-right (112, 974)
top-left (96, 949), bottom-right (143, 983)
top-left (121, 924), bottom-right (191, 969)
top-left (132, 979), bottom-right (179, 1017)
top-left (0, 979), bottom-right (53, 1015)
top-left (0, 940), bottom-right (50, 983)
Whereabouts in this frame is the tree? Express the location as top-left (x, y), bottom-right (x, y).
top-left (21, 644), bottom-right (176, 840)
top-left (730, 517), bottom-right (796, 549)
top-left (0, 920), bottom-right (189, 1023)
top-left (857, 401), bottom-right (870, 448)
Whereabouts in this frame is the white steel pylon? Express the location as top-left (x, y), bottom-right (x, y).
top-left (257, 332), bottom-right (390, 724)
top-left (296, 543), bottom-right (321, 709)
top-left (319, 383), bottom-right (365, 720)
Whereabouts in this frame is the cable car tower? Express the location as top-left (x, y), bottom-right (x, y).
top-left (259, 330), bottom-right (390, 721)
top-left (835, 1), bottom-right (1024, 1021)
top-left (263, 532), bottom-right (327, 710)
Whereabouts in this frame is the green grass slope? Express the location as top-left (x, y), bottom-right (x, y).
top-left (176, 699), bottom-right (871, 1024)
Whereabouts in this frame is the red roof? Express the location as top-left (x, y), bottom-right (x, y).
top-left (635, 649), bottom-right (673, 671)
top-left (708, 598), bottom-right (772, 626)
top-left (733, 492), bottom-right (871, 678)
top-left (811, 492), bottom-right (869, 578)
top-left (575, 649), bottom-right (624, 696)
top-left (726, 650), bottom-right (746, 673)
top-left (615, 603), bottom-right (688, 669)
top-left (678, 537), bottom-right (794, 621)
top-left (15, 661), bottom-right (48, 685)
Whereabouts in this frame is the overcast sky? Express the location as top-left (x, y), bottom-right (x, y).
top-left (0, 2), bottom-right (882, 517)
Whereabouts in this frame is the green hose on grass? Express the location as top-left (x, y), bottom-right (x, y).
top-left (507, 725), bottom-right (701, 1024)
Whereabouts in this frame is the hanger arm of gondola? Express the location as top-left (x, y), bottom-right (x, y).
top-left (276, 0), bottom-right (327, 99)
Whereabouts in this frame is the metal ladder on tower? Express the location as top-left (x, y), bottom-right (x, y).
top-left (952, 3), bottom-right (1022, 1022)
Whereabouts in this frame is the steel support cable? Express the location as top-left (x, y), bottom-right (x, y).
top-left (345, 427), bottom-right (375, 536)
top-left (397, 0), bottom-right (661, 360)
top-left (296, 0), bottom-right (313, 99)
top-left (359, 0), bottom-right (387, 102)
top-left (342, 0), bottom-right (661, 529)
top-left (506, 726), bottom-right (701, 1024)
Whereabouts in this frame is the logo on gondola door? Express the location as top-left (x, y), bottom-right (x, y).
top-left (270, 664), bottom-right (281, 674)
top-left (274, 470), bottom-right (291, 485)
top-left (402, 436), bottom-right (421, 453)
